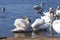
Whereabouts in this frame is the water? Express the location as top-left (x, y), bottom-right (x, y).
top-left (0, 0), bottom-right (60, 37)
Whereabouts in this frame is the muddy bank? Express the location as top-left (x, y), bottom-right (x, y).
top-left (0, 37), bottom-right (60, 40)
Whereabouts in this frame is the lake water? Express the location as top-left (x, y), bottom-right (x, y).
top-left (0, 0), bottom-right (60, 37)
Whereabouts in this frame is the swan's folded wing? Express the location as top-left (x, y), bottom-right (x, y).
top-left (31, 19), bottom-right (44, 28)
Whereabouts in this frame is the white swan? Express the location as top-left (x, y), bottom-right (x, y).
top-left (11, 16), bottom-right (33, 32)
top-left (31, 14), bottom-right (50, 30)
top-left (53, 20), bottom-right (60, 34)
top-left (52, 6), bottom-right (60, 34)
top-left (31, 12), bottom-right (50, 31)
top-left (32, 3), bottom-right (50, 31)
top-left (31, 7), bottom-right (55, 31)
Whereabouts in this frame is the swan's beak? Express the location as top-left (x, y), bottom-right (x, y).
top-left (33, 5), bottom-right (43, 14)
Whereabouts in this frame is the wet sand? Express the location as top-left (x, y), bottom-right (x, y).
top-left (0, 31), bottom-right (60, 40)
top-left (0, 37), bottom-right (60, 40)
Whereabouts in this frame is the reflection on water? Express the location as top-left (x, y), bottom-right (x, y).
top-left (13, 33), bottom-right (32, 38)
top-left (11, 30), bottom-right (60, 38)
top-left (12, 31), bottom-right (60, 38)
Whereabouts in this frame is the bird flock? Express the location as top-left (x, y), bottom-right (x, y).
top-left (11, 4), bottom-right (60, 34)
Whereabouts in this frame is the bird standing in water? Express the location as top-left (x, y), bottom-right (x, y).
top-left (2, 7), bottom-right (6, 12)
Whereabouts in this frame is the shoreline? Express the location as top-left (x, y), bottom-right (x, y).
top-left (0, 36), bottom-right (60, 40)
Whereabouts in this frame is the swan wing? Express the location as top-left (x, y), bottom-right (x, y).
top-left (56, 10), bottom-right (60, 15)
top-left (41, 16), bottom-right (50, 23)
top-left (14, 19), bottom-right (27, 29)
top-left (53, 20), bottom-right (60, 33)
top-left (31, 19), bottom-right (44, 29)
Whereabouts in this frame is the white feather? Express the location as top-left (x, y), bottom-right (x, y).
top-left (53, 20), bottom-right (60, 33)
top-left (12, 18), bottom-right (32, 32)
top-left (31, 18), bottom-right (49, 31)
top-left (31, 12), bottom-right (51, 31)
top-left (56, 10), bottom-right (60, 15)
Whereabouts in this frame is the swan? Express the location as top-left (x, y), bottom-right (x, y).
top-left (52, 6), bottom-right (60, 34)
top-left (31, 12), bottom-right (51, 31)
top-left (11, 16), bottom-right (33, 32)
top-left (31, 7), bottom-right (55, 31)
top-left (34, 4), bottom-right (53, 23)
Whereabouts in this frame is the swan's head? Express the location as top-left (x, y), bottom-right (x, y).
top-left (54, 6), bottom-right (60, 19)
top-left (33, 3), bottom-right (44, 14)
top-left (23, 16), bottom-right (31, 23)
top-left (33, 5), bottom-right (43, 14)
top-left (57, 6), bottom-right (60, 10)
top-left (55, 6), bottom-right (60, 17)
top-left (49, 7), bottom-right (54, 13)
top-left (33, 5), bottom-right (41, 10)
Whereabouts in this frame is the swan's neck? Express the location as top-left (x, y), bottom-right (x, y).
top-left (56, 17), bottom-right (58, 20)
top-left (50, 12), bottom-right (54, 35)
top-left (25, 18), bottom-right (30, 23)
